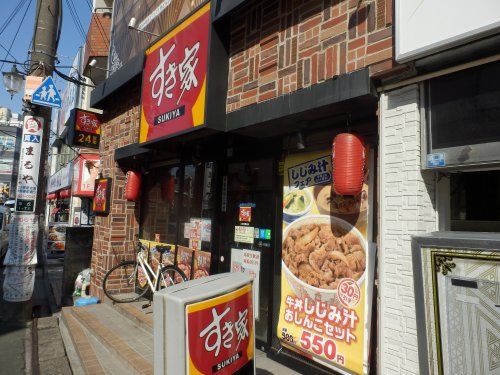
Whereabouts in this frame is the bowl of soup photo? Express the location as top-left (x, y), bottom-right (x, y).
top-left (283, 188), bottom-right (313, 223)
top-left (282, 214), bottom-right (366, 304)
top-left (314, 184), bottom-right (368, 226)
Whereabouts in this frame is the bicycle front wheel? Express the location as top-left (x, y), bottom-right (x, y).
top-left (157, 265), bottom-right (188, 291)
top-left (103, 261), bottom-right (149, 303)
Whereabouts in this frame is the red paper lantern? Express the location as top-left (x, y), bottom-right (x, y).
top-left (332, 133), bottom-right (365, 196)
top-left (166, 175), bottom-right (175, 204)
top-left (124, 171), bottom-right (142, 201)
top-left (59, 189), bottom-right (71, 199)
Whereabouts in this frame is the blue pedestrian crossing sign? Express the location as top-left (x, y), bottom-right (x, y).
top-left (31, 76), bottom-right (62, 108)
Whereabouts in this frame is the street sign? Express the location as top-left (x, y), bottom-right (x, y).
top-left (31, 76), bottom-right (62, 108)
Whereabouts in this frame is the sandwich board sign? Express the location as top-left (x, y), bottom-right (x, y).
top-left (31, 76), bottom-right (62, 108)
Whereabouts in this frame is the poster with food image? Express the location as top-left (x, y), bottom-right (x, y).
top-left (140, 239), bottom-right (176, 269)
top-left (193, 250), bottom-right (211, 279)
top-left (47, 223), bottom-right (67, 253)
top-left (176, 246), bottom-right (194, 280)
top-left (277, 150), bottom-right (374, 375)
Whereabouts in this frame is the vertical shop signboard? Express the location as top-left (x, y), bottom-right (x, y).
top-left (277, 150), bottom-right (373, 374)
top-left (15, 116), bottom-right (44, 212)
top-left (139, 3), bottom-right (211, 143)
top-left (185, 283), bottom-right (254, 374)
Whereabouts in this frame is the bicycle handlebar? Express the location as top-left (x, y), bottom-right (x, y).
top-left (137, 241), bottom-right (148, 252)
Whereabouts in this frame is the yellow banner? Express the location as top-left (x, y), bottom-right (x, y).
top-left (277, 150), bottom-right (372, 374)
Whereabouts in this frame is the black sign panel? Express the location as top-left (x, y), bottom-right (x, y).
top-left (16, 199), bottom-right (35, 212)
top-left (73, 130), bottom-right (100, 149)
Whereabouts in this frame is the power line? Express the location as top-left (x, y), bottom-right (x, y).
top-left (0, 0), bottom-right (29, 37)
top-left (0, 0), bottom-right (33, 71)
top-left (66, 0), bottom-right (95, 57)
top-left (0, 41), bottom-right (20, 63)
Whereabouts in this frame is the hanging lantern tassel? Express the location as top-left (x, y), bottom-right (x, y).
top-left (332, 133), bottom-right (365, 196)
top-left (124, 171), bottom-right (142, 202)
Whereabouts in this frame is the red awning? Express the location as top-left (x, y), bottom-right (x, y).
top-left (46, 193), bottom-right (57, 200)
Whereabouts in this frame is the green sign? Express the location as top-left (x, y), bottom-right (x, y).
top-left (16, 199), bottom-right (35, 212)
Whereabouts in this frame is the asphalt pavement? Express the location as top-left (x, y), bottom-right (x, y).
top-left (0, 255), bottom-right (71, 374)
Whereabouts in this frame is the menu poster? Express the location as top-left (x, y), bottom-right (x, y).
top-left (192, 250), bottom-right (211, 279)
top-left (92, 178), bottom-right (112, 215)
top-left (140, 239), bottom-right (176, 268)
top-left (277, 150), bottom-right (373, 375)
top-left (201, 218), bottom-right (211, 242)
top-left (176, 246), bottom-right (194, 280)
top-left (47, 223), bottom-right (67, 253)
top-left (2, 265), bottom-right (35, 302)
top-left (4, 214), bottom-right (38, 266)
top-left (230, 248), bottom-right (261, 319)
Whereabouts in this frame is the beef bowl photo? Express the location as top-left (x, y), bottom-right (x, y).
top-left (282, 214), bottom-right (366, 304)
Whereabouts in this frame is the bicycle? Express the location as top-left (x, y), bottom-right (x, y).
top-left (103, 242), bottom-right (188, 303)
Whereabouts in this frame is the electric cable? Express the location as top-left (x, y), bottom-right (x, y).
top-left (0, 0), bottom-right (33, 72)
top-left (0, 0), bottom-right (29, 37)
top-left (0, 42), bottom-right (20, 63)
top-left (65, 0), bottom-right (95, 56)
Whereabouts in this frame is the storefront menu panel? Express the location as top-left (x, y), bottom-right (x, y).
top-left (277, 150), bottom-right (374, 374)
top-left (139, 3), bottom-right (210, 143)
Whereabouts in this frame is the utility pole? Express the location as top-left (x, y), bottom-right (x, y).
top-left (3, 0), bottom-right (61, 323)
top-left (29, 0), bottom-right (60, 214)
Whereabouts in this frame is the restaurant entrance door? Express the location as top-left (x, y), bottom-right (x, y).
top-left (218, 158), bottom-right (277, 349)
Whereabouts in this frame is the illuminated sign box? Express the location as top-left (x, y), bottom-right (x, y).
top-left (139, 3), bottom-right (211, 144)
top-left (66, 108), bottom-right (101, 149)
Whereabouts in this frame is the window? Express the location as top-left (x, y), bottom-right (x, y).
top-left (177, 162), bottom-right (216, 250)
top-left (450, 170), bottom-right (500, 232)
top-left (140, 166), bottom-right (180, 244)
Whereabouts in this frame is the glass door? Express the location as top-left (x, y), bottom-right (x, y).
top-left (219, 158), bottom-right (276, 347)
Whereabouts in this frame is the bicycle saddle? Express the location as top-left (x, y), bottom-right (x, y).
top-left (156, 245), bottom-right (172, 254)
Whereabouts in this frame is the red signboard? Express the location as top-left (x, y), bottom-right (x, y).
top-left (186, 284), bottom-right (254, 374)
top-left (75, 109), bottom-right (101, 134)
top-left (73, 155), bottom-right (100, 197)
top-left (93, 178), bottom-right (112, 215)
top-left (139, 3), bottom-right (210, 143)
top-left (72, 109), bottom-right (101, 149)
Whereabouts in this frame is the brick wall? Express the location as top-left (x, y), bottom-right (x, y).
top-left (378, 85), bottom-right (438, 374)
top-left (89, 84), bottom-right (141, 300)
top-left (227, 0), bottom-right (393, 112)
top-left (83, 13), bottom-right (112, 66)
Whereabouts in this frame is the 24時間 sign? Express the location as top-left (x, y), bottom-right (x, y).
top-left (15, 116), bottom-right (44, 212)
top-left (139, 3), bottom-right (210, 143)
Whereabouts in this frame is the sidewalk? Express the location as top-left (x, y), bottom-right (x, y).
top-left (60, 300), bottom-right (302, 374)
